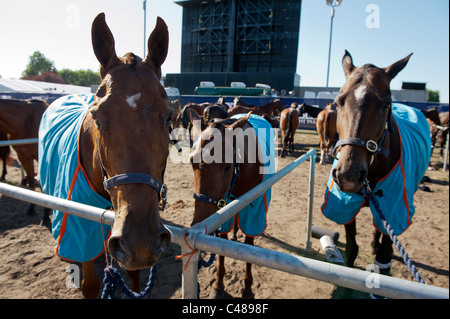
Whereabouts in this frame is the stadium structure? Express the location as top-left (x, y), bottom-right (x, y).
top-left (165, 0), bottom-right (302, 95)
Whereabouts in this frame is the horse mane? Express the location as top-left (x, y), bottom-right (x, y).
top-left (122, 52), bottom-right (141, 68)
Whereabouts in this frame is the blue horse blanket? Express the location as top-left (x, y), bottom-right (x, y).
top-left (219, 114), bottom-right (275, 236)
top-left (39, 94), bottom-right (112, 263)
top-left (321, 103), bottom-right (431, 235)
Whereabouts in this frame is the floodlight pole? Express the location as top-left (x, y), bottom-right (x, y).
top-left (143, 0), bottom-right (147, 57)
top-left (325, 0), bottom-right (342, 89)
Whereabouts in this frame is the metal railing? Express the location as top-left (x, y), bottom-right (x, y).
top-left (0, 146), bottom-right (448, 299)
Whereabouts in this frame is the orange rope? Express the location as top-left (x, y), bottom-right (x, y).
top-left (175, 224), bottom-right (209, 271)
top-left (100, 209), bottom-right (114, 276)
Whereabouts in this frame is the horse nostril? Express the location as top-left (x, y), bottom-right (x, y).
top-left (358, 169), bottom-right (368, 184)
top-left (108, 237), bottom-right (130, 263)
top-left (332, 168), bottom-right (338, 182)
top-left (155, 230), bottom-right (171, 256)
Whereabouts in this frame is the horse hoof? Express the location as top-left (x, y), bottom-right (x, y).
top-left (40, 217), bottom-right (51, 228)
top-left (242, 288), bottom-right (254, 299)
top-left (211, 288), bottom-right (225, 299)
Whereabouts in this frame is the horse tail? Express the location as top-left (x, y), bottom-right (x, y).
top-left (323, 111), bottom-right (330, 143)
top-left (286, 110), bottom-right (293, 141)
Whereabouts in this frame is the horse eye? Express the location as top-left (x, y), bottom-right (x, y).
top-left (95, 120), bottom-right (101, 128)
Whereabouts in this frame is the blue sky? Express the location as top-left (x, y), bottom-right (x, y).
top-left (0, 0), bottom-right (448, 102)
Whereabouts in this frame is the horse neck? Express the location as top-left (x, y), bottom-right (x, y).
top-left (367, 119), bottom-right (401, 187)
top-left (79, 114), bottom-right (110, 200)
top-left (230, 124), bottom-right (263, 197)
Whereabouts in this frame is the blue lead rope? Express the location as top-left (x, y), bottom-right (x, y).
top-left (364, 180), bottom-right (425, 284)
top-left (101, 265), bottom-right (157, 299)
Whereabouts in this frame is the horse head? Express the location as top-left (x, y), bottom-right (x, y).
top-left (84, 13), bottom-right (171, 270)
top-left (332, 50), bottom-right (412, 193)
top-left (188, 111), bottom-right (252, 224)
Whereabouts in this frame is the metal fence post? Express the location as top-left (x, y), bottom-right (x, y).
top-left (180, 230), bottom-right (200, 299)
top-left (305, 151), bottom-right (316, 251)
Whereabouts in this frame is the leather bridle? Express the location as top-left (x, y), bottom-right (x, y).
top-left (193, 162), bottom-right (240, 209)
top-left (97, 140), bottom-right (168, 208)
top-left (332, 105), bottom-right (393, 166)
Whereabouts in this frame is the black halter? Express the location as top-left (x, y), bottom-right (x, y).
top-left (193, 162), bottom-right (240, 209)
top-left (332, 105), bottom-right (393, 166)
top-left (96, 140), bottom-right (168, 208)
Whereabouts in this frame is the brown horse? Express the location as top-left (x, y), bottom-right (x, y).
top-left (174, 102), bottom-right (208, 145)
top-left (227, 99), bottom-right (283, 117)
top-left (279, 103), bottom-right (299, 157)
top-left (325, 51), bottom-right (431, 279)
top-left (188, 110), bottom-right (274, 298)
top-left (0, 98), bottom-right (50, 222)
top-left (0, 131), bottom-right (11, 180)
top-left (298, 102), bottom-right (323, 118)
top-left (316, 103), bottom-right (337, 164)
top-left (436, 112), bottom-right (449, 157)
top-left (203, 104), bottom-right (227, 123)
top-left (39, 13), bottom-right (171, 298)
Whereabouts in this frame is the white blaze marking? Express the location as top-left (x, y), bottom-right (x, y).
top-left (126, 93), bottom-right (141, 108)
top-left (353, 85), bottom-right (367, 103)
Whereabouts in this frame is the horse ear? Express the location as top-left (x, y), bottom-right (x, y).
top-left (231, 112), bottom-right (252, 129)
top-left (342, 50), bottom-right (355, 79)
top-left (145, 17), bottom-right (169, 79)
top-left (384, 53), bottom-right (413, 81)
top-left (91, 13), bottom-right (119, 78)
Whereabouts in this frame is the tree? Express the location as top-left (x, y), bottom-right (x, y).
top-left (24, 71), bottom-right (65, 84)
top-left (427, 89), bottom-right (440, 103)
top-left (58, 69), bottom-right (100, 86)
top-left (21, 51), bottom-right (57, 78)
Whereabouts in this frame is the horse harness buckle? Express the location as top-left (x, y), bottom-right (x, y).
top-left (366, 140), bottom-right (378, 153)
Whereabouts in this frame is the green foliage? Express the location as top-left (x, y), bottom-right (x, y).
top-left (427, 89), bottom-right (440, 102)
top-left (21, 51), bottom-right (56, 78)
top-left (20, 51), bottom-right (100, 86)
top-left (58, 69), bottom-right (100, 86)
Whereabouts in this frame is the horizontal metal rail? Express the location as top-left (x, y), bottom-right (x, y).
top-left (0, 138), bottom-right (39, 147)
top-left (0, 182), bottom-right (448, 299)
top-left (195, 148), bottom-right (317, 235)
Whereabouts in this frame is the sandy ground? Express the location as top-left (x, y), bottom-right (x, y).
top-left (0, 129), bottom-right (448, 299)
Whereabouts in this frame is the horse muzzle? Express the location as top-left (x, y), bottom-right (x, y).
top-left (332, 150), bottom-right (368, 193)
top-left (108, 226), bottom-right (171, 270)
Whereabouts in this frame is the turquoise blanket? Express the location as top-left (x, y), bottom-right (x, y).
top-left (39, 94), bottom-right (112, 262)
top-left (321, 103), bottom-right (431, 235)
top-left (219, 114), bottom-right (275, 236)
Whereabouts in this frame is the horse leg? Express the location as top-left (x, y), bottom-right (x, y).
top-left (126, 269), bottom-right (141, 292)
top-left (16, 151), bottom-right (37, 216)
top-left (370, 228), bottom-right (382, 254)
top-left (81, 260), bottom-right (100, 299)
top-left (212, 233), bottom-right (227, 298)
top-left (289, 131), bottom-right (295, 154)
top-left (242, 236), bottom-right (254, 299)
top-left (281, 131), bottom-right (287, 157)
top-left (374, 234), bottom-right (393, 276)
top-left (319, 142), bottom-right (325, 164)
top-left (344, 220), bottom-right (359, 267)
top-left (1, 159), bottom-right (6, 180)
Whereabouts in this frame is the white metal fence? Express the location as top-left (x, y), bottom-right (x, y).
top-left (0, 144), bottom-right (448, 299)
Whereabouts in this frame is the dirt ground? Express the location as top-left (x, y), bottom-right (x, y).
top-left (0, 129), bottom-right (448, 299)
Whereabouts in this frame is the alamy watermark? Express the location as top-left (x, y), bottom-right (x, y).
top-left (365, 264), bottom-right (381, 289)
top-left (169, 121), bottom-right (278, 174)
top-left (366, 4), bottom-right (380, 29)
top-left (65, 4), bottom-right (80, 29)
top-left (65, 264), bottom-right (81, 289)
